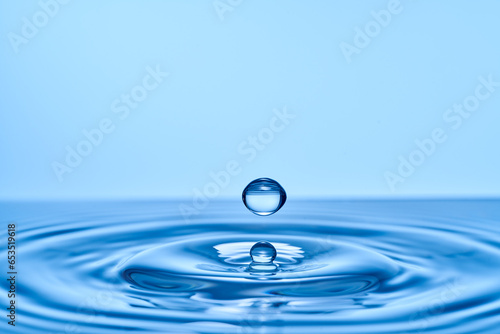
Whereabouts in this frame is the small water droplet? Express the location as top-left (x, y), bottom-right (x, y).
top-left (242, 178), bottom-right (286, 216)
top-left (250, 241), bottom-right (277, 263)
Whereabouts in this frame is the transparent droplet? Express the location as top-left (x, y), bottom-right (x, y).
top-left (248, 241), bottom-right (278, 274)
top-left (242, 178), bottom-right (286, 216)
top-left (250, 241), bottom-right (277, 263)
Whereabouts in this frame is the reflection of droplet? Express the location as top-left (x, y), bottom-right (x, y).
top-left (250, 241), bottom-right (277, 263)
top-left (242, 178), bottom-right (286, 216)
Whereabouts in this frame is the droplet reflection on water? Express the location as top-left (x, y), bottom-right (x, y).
top-left (242, 178), bottom-right (286, 215)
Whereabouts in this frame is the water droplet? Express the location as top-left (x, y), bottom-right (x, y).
top-left (248, 241), bottom-right (278, 274)
top-left (242, 178), bottom-right (286, 216)
top-left (250, 241), bottom-right (277, 263)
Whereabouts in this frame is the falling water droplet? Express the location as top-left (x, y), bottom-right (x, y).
top-left (250, 241), bottom-right (277, 263)
top-left (242, 178), bottom-right (286, 216)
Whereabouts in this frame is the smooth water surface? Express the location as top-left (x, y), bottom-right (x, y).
top-left (1, 199), bottom-right (500, 333)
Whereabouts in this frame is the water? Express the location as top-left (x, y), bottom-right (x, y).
top-left (2, 199), bottom-right (500, 333)
top-left (242, 178), bottom-right (286, 216)
top-left (250, 241), bottom-right (277, 263)
top-left (248, 241), bottom-right (278, 274)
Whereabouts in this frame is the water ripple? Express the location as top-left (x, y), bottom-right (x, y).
top-left (2, 200), bottom-right (500, 333)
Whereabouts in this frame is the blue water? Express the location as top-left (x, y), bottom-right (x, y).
top-left (2, 199), bottom-right (500, 333)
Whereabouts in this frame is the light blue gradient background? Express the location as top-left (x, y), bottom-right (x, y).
top-left (1, 0), bottom-right (499, 200)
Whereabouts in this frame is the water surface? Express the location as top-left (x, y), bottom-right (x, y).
top-left (2, 199), bottom-right (500, 333)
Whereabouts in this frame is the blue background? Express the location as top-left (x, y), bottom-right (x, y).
top-left (1, 0), bottom-right (499, 200)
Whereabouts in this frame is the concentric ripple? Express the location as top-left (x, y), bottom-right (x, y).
top-left (3, 200), bottom-right (500, 333)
